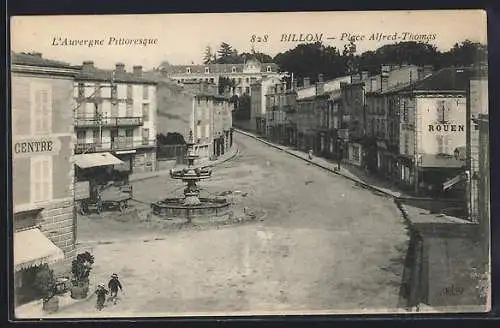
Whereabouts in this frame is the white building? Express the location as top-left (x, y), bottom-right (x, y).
top-left (74, 62), bottom-right (158, 173)
top-left (160, 57), bottom-right (285, 97)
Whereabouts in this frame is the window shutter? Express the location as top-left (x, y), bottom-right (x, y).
top-left (31, 156), bottom-right (52, 203)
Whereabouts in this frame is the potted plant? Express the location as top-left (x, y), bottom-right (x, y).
top-left (33, 264), bottom-right (59, 313)
top-left (70, 251), bottom-right (94, 299)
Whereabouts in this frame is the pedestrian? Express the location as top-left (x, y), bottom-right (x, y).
top-left (95, 284), bottom-right (108, 311)
top-left (107, 273), bottom-right (123, 305)
top-left (308, 149), bottom-right (313, 160)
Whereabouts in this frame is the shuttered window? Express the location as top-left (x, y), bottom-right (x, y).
top-left (30, 155), bottom-right (53, 203)
top-left (30, 82), bottom-right (52, 135)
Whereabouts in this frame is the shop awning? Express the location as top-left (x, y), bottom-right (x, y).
top-left (14, 228), bottom-right (64, 271)
top-left (74, 152), bottom-right (123, 169)
top-left (420, 154), bottom-right (464, 168)
top-left (443, 174), bottom-right (465, 191)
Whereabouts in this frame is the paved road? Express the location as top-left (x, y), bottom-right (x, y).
top-left (49, 133), bottom-right (409, 317)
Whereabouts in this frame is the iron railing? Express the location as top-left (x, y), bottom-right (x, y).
top-left (75, 116), bottom-right (144, 128)
top-left (75, 138), bottom-right (156, 154)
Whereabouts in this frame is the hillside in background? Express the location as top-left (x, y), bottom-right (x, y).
top-left (154, 78), bottom-right (193, 139)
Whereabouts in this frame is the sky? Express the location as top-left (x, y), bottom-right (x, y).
top-left (10, 10), bottom-right (487, 70)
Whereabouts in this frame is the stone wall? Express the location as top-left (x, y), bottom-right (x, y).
top-left (399, 203), bottom-right (488, 310)
top-left (38, 198), bottom-right (76, 260)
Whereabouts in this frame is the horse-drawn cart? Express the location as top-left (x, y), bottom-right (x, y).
top-left (74, 152), bottom-right (133, 216)
top-left (75, 181), bottom-right (133, 215)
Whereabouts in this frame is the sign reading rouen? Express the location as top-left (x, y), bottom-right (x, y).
top-left (428, 124), bottom-right (465, 132)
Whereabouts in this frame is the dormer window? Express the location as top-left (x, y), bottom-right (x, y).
top-left (186, 67), bottom-right (191, 74)
top-left (205, 67), bottom-right (210, 74)
top-left (232, 66), bottom-right (236, 73)
top-left (266, 66), bottom-right (272, 72)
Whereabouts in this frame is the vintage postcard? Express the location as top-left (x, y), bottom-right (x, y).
top-left (9, 10), bottom-right (489, 319)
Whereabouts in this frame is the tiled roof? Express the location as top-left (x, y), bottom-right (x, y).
top-left (164, 62), bottom-right (279, 74)
top-left (11, 52), bottom-right (73, 68)
top-left (401, 67), bottom-right (472, 93)
top-left (74, 66), bottom-right (157, 84)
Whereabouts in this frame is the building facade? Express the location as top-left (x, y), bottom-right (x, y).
top-left (264, 81), bottom-right (297, 145)
top-left (160, 58), bottom-right (284, 97)
top-left (393, 67), bottom-right (471, 194)
top-left (156, 80), bottom-right (234, 161)
top-left (364, 64), bottom-right (427, 177)
top-left (250, 75), bottom-right (283, 134)
top-left (467, 67), bottom-right (488, 222)
top-left (74, 62), bottom-right (158, 173)
top-left (12, 52), bottom-right (79, 298)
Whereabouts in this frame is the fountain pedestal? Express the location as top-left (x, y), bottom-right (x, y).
top-left (151, 130), bottom-right (231, 221)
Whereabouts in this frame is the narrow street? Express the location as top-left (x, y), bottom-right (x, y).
top-left (56, 133), bottom-right (409, 317)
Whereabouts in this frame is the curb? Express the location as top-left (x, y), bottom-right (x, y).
top-left (233, 128), bottom-right (399, 199)
top-left (129, 145), bottom-right (239, 183)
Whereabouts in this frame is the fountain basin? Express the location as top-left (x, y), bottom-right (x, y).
top-left (151, 197), bottom-right (231, 219)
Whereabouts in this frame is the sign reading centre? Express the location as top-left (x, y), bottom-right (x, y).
top-left (13, 137), bottom-right (61, 157)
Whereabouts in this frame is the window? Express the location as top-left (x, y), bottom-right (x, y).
top-left (78, 83), bottom-right (85, 98)
top-left (95, 83), bottom-right (101, 98)
top-left (30, 155), bottom-right (52, 203)
top-left (31, 82), bottom-right (52, 135)
top-left (77, 131), bottom-right (86, 142)
top-left (404, 133), bottom-right (410, 155)
top-left (93, 129), bottom-right (100, 143)
top-left (238, 78), bottom-right (242, 84)
top-left (246, 78), bottom-right (249, 83)
top-left (266, 66), bottom-right (272, 72)
top-left (245, 87), bottom-right (250, 94)
top-left (142, 128), bottom-right (150, 145)
top-left (142, 103), bottom-right (150, 121)
top-left (186, 67), bottom-right (191, 74)
top-left (402, 100), bottom-right (408, 123)
top-left (126, 102), bottom-right (133, 116)
top-left (143, 85), bottom-right (149, 100)
top-left (125, 128), bottom-right (134, 138)
top-left (111, 85), bottom-right (117, 99)
top-left (127, 85), bottom-right (133, 99)
top-left (205, 67), bottom-right (210, 74)
top-left (232, 66), bottom-right (236, 73)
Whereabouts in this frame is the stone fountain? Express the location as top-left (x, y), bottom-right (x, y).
top-left (151, 131), bottom-right (231, 222)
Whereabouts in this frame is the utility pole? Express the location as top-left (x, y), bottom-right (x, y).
top-left (410, 71), bottom-right (419, 196)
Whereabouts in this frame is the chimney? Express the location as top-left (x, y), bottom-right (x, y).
top-left (316, 81), bottom-right (324, 95)
top-left (133, 65), bottom-right (143, 76)
top-left (318, 74), bottom-right (324, 83)
top-left (303, 77), bottom-right (311, 88)
top-left (381, 73), bottom-right (389, 91)
top-left (361, 71), bottom-right (369, 81)
top-left (115, 63), bottom-right (126, 73)
top-left (82, 61), bottom-right (94, 70)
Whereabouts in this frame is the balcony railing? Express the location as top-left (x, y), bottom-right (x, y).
top-left (75, 138), bottom-right (156, 154)
top-left (75, 116), bottom-right (144, 128)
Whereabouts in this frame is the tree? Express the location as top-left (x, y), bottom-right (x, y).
top-left (218, 76), bottom-right (235, 95)
top-left (217, 42), bottom-right (234, 60)
top-left (234, 94), bottom-right (251, 120)
top-left (274, 42), bottom-right (347, 85)
top-left (240, 51), bottom-right (273, 63)
top-left (203, 46), bottom-right (213, 64)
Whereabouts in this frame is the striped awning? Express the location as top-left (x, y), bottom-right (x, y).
top-left (14, 228), bottom-right (64, 271)
top-left (74, 152), bottom-right (123, 169)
